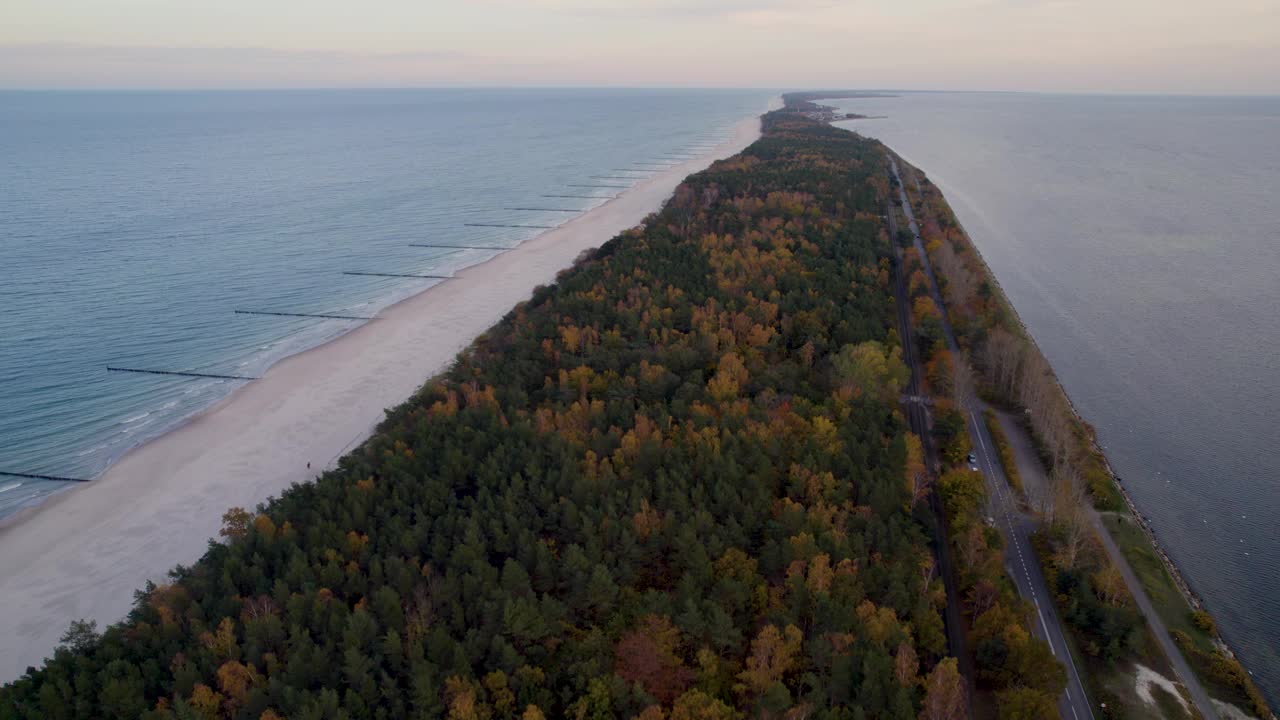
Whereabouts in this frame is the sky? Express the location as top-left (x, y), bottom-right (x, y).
top-left (2, 0), bottom-right (1278, 93)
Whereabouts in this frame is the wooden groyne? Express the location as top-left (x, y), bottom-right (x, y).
top-left (107, 367), bottom-right (257, 381)
top-left (234, 310), bottom-right (375, 321)
top-left (463, 223), bottom-right (556, 229)
top-left (502, 207), bottom-right (580, 212)
top-left (407, 243), bottom-right (511, 250)
top-left (343, 271), bottom-right (452, 279)
top-left (0, 470), bottom-right (89, 483)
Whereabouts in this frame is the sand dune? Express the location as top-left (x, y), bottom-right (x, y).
top-left (0, 100), bottom-right (775, 683)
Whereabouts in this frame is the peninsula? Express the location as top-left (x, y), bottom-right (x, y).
top-left (2, 102), bottom-right (968, 720)
top-left (1, 98), bottom-right (1271, 720)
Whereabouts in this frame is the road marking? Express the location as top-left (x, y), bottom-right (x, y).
top-left (1037, 607), bottom-right (1057, 656)
top-left (973, 419), bottom-right (988, 453)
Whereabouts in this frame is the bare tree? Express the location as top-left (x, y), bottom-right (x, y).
top-left (1044, 464), bottom-right (1083, 524)
top-left (933, 240), bottom-right (978, 311)
top-left (1049, 467), bottom-right (1091, 570)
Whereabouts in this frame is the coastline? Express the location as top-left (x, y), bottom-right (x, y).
top-left (886, 148), bottom-right (1213, 618)
top-left (0, 97), bottom-right (779, 684)
top-left (881, 141), bottom-right (1271, 716)
top-left (832, 111), bottom-right (1245, 673)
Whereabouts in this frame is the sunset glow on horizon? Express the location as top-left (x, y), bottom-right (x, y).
top-left (2, 0), bottom-right (1278, 93)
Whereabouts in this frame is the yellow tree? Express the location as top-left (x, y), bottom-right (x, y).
top-left (919, 658), bottom-right (966, 720)
top-left (832, 340), bottom-right (908, 402)
top-left (738, 624), bottom-right (803, 694)
top-left (707, 352), bottom-right (749, 402)
top-left (219, 507), bottom-right (251, 540)
top-left (1092, 563), bottom-right (1128, 607)
top-left (444, 676), bottom-right (485, 720)
top-left (215, 660), bottom-right (259, 710)
top-left (187, 684), bottom-right (222, 720)
top-left (670, 689), bottom-right (735, 720)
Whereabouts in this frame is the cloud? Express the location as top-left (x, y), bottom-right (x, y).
top-left (0, 44), bottom-right (464, 65)
top-left (481, 0), bottom-right (842, 19)
top-left (1, 0), bottom-right (1275, 93)
top-left (0, 44), bottom-right (479, 89)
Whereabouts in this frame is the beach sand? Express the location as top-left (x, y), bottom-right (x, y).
top-left (0, 102), bottom-right (775, 683)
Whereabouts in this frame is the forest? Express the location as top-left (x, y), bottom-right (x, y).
top-left (895, 224), bottom-right (1065, 720)
top-left (3, 111), bottom-right (974, 719)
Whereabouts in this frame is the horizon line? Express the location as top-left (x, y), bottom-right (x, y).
top-left (1, 86), bottom-right (1277, 98)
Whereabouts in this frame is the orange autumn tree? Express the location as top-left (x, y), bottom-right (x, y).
top-left (615, 616), bottom-right (695, 704)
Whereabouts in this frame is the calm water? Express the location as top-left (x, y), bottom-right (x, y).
top-left (0, 88), bottom-right (773, 516)
top-left (831, 92), bottom-right (1280, 703)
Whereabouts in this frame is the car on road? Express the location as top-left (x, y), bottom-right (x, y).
top-left (967, 452), bottom-right (979, 471)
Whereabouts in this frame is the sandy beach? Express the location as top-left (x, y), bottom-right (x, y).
top-left (0, 100), bottom-right (776, 683)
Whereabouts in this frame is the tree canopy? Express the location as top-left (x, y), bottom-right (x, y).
top-left (3, 110), bottom-right (959, 720)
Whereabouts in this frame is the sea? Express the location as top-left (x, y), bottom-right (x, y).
top-left (828, 91), bottom-right (1280, 704)
top-left (0, 88), bottom-right (774, 516)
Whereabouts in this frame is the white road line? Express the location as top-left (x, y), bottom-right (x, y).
top-left (973, 417), bottom-right (988, 453)
top-left (1037, 607), bottom-right (1057, 655)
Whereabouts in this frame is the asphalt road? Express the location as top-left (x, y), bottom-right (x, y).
top-left (888, 154), bottom-right (1097, 720)
top-left (997, 411), bottom-right (1220, 718)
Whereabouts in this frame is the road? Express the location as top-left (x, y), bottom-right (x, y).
top-left (887, 154), bottom-right (1096, 720)
top-left (994, 410), bottom-right (1220, 719)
